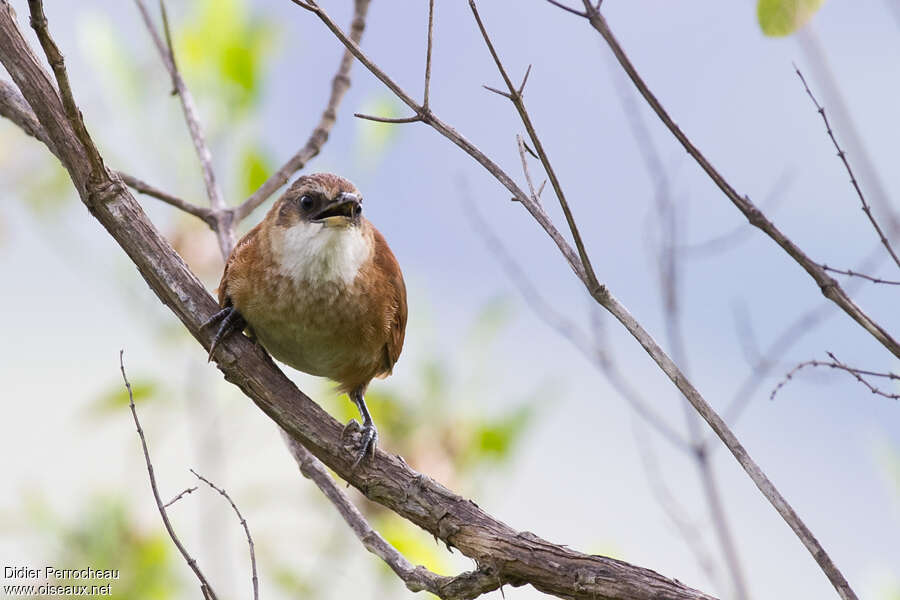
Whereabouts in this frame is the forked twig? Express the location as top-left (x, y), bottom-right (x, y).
top-left (283, 435), bottom-right (507, 600)
top-left (120, 351), bottom-right (219, 600)
top-left (190, 469), bottom-right (259, 600)
top-left (771, 351), bottom-right (900, 401)
top-left (795, 66), bottom-right (900, 272)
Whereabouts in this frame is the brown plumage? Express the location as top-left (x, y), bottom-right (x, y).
top-left (207, 173), bottom-right (407, 466)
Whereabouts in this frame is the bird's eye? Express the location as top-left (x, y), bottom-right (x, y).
top-left (299, 195), bottom-right (314, 211)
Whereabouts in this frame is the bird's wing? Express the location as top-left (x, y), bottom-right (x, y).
top-left (217, 223), bottom-right (261, 307)
top-left (373, 227), bottom-right (407, 376)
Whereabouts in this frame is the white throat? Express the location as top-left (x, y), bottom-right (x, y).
top-left (274, 222), bottom-right (370, 287)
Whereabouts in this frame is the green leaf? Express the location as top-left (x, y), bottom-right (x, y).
top-left (239, 144), bottom-right (274, 197)
top-left (90, 379), bottom-right (159, 414)
top-left (757, 0), bottom-right (825, 37)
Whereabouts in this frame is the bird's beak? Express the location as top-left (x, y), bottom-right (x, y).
top-left (311, 192), bottom-right (362, 228)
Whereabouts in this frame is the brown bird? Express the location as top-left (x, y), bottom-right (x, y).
top-left (205, 173), bottom-right (407, 467)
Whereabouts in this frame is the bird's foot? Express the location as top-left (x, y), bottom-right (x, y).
top-left (201, 306), bottom-right (246, 362)
top-left (342, 419), bottom-right (378, 470)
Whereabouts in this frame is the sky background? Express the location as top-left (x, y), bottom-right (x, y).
top-left (1, 1), bottom-right (899, 599)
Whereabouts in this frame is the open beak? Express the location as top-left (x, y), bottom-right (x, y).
top-left (311, 192), bottom-right (361, 228)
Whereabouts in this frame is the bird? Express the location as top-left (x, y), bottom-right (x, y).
top-left (204, 172), bottom-right (407, 468)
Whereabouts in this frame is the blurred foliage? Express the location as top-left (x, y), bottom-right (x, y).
top-left (355, 94), bottom-right (406, 170)
top-left (18, 495), bottom-right (183, 600)
top-left (88, 377), bottom-right (160, 415)
top-left (757, 0), bottom-right (825, 37)
top-left (176, 0), bottom-right (279, 116)
top-left (239, 143), bottom-right (275, 198)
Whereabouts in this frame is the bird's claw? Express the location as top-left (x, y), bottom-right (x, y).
top-left (201, 306), bottom-right (246, 362)
top-left (343, 420), bottom-right (378, 471)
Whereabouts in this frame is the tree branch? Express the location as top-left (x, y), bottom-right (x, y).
top-left (133, 0), bottom-right (232, 255)
top-left (232, 0), bottom-right (371, 222)
top-left (291, 2), bottom-right (859, 599)
top-left (470, 0), bottom-right (602, 295)
top-left (190, 469), bottom-right (259, 600)
top-left (550, 1), bottom-right (900, 369)
top-left (284, 436), bottom-right (510, 600)
top-left (0, 4), bottom-right (715, 599)
top-left (120, 351), bottom-right (219, 600)
top-left (794, 66), bottom-right (900, 271)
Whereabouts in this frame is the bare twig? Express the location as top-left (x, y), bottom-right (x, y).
top-left (470, 0), bottom-right (602, 296)
top-left (164, 486), bottom-right (199, 508)
top-left (190, 469), bottom-right (259, 600)
top-left (423, 0), bottom-right (434, 110)
top-left (794, 66), bottom-right (900, 271)
top-left (611, 63), bottom-right (749, 600)
top-left (133, 0), bottom-right (232, 256)
top-left (463, 179), bottom-right (691, 451)
top-left (354, 112), bottom-right (422, 124)
top-left (232, 0), bottom-right (371, 222)
top-left (821, 265), bottom-right (900, 285)
top-left (120, 351), bottom-right (219, 600)
top-left (0, 79), bottom-right (212, 223)
top-left (771, 352), bottom-right (900, 401)
top-left (117, 172), bottom-right (215, 223)
top-left (290, 3), bottom-right (860, 599)
top-left (283, 436), bottom-right (508, 600)
top-left (553, 0), bottom-right (900, 370)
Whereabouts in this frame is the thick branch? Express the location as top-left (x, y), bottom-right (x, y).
top-left (0, 4), bottom-right (714, 599)
top-left (284, 436), bottom-right (509, 600)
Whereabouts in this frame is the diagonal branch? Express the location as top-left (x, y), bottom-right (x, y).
top-left (290, 2), bottom-right (861, 600)
top-left (283, 436), bottom-right (510, 600)
top-left (232, 0), bottom-right (371, 222)
top-left (0, 79), bottom-right (214, 224)
top-left (0, 3), bottom-right (715, 599)
top-left (550, 1), bottom-right (900, 368)
top-left (469, 0), bottom-right (602, 295)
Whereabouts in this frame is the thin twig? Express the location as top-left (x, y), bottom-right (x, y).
top-left (611, 62), bottom-right (749, 600)
top-left (470, 0), bottom-right (602, 296)
top-left (164, 486), bottom-right (199, 508)
top-left (117, 171), bottom-right (214, 223)
top-left (771, 353), bottom-right (900, 401)
top-left (463, 178), bottom-right (691, 451)
top-left (544, 0), bottom-right (587, 18)
top-left (283, 435), bottom-right (507, 600)
top-left (0, 79), bottom-right (211, 224)
top-left (354, 112), bottom-right (421, 124)
top-left (559, 0), bottom-right (900, 369)
top-left (190, 469), bottom-right (259, 600)
top-left (821, 265), bottom-right (900, 285)
top-left (133, 0), bottom-right (232, 256)
top-left (232, 0), bottom-right (371, 223)
top-left (794, 66), bottom-right (900, 272)
top-left (120, 351), bottom-right (219, 600)
top-left (423, 0), bottom-right (434, 110)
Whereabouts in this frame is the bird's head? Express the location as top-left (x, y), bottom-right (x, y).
top-left (264, 173), bottom-right (373, 285)
top-left (273, 172), bottom-right (364, 231)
